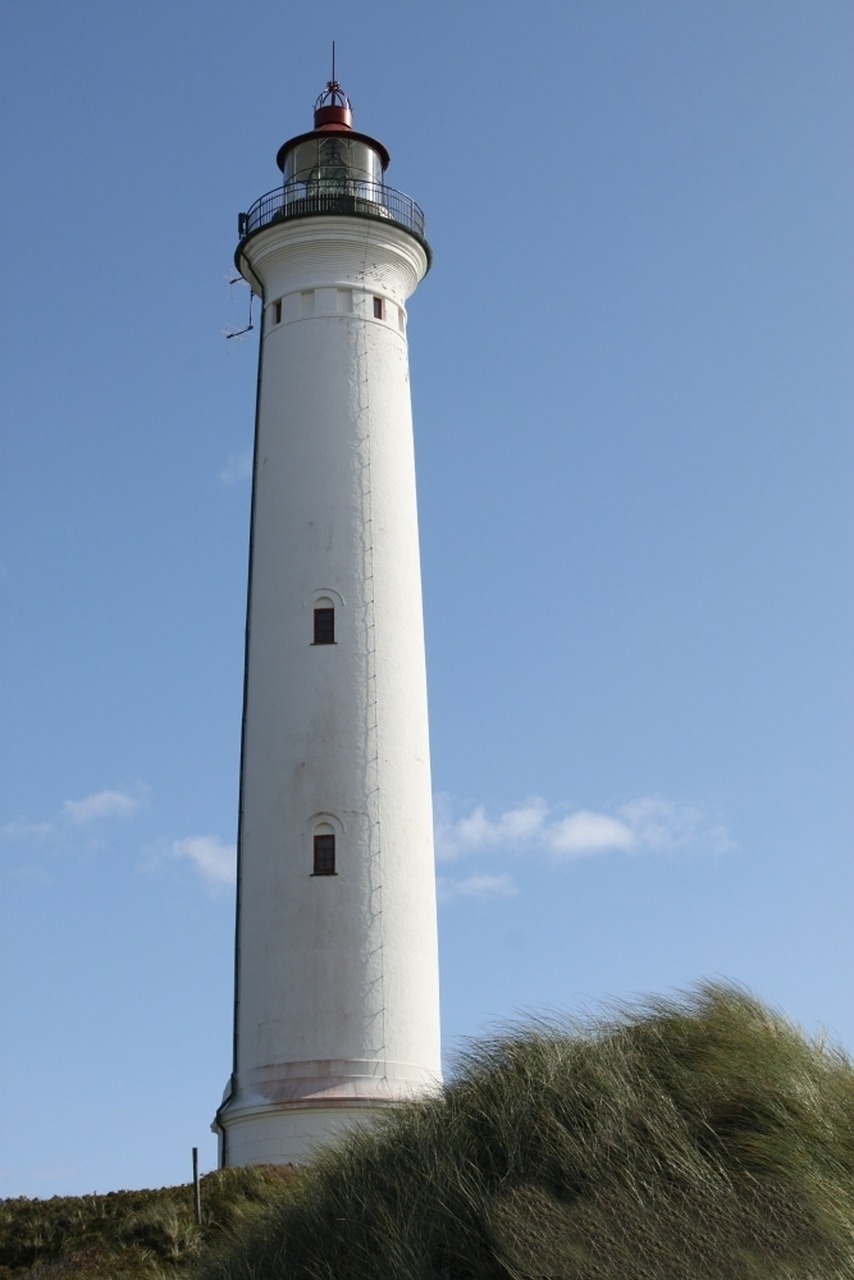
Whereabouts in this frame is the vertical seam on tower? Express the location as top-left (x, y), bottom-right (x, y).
top-left (356, 224), bottom-right (387, 1069)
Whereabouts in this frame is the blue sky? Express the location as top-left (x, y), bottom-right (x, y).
top-left (2, 1), bottom-right (852, 1198)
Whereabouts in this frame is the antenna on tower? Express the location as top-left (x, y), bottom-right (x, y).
top-left (331, 40), bottom-right (336, 86)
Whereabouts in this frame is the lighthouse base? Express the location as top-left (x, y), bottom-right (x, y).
top-left (214, 1098), bottom-right (403, 1168)
top-left (214, 1055), bottom-right (442, 1167)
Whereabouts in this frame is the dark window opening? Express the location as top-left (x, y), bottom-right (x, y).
top-left (313, 606), bottom-right (335, 645)
top-left (273, 299), bottom-right (282, 324)
top-left (313, 833), bottom-right (336, 876)
top-left (372, 295), bottom-right (384, 320)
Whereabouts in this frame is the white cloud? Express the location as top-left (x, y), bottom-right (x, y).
top-left (548, 810), bottom-right (634, 856)
top-left (435, 792), bottom-right (734, 863)
top-left (617, 795), bottom-right (736, 855)
top-left (0, 817), bottom-right (54, 841)
top-left (220, 452), bottom-right (252, 485)
top-left (62, 788), bottom-right (142, 825)
top-left (437, 872), bottom-right (518, 903)
top-left (173, 835), bottom-right (236, 888)
top-left (436, 796), bottom-right (550, 860)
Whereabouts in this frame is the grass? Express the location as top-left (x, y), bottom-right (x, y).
top-left (6, 986), bottom-right (853, 1278)
top-left (0, 1166), bottom-right (299, 1279)
top-left (194, 985), bottom-right (854, 1279)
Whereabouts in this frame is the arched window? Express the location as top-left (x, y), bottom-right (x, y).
top-left (312, 823), bottom-right (336, 876)
top-left (313, 597), bottom-right (335, 645)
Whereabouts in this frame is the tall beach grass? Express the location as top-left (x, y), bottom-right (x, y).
top-left (194, 986), bottom-right (854, 1279)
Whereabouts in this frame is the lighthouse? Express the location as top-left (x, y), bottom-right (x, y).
top-left (213, 78), bottom-right (442, 1167)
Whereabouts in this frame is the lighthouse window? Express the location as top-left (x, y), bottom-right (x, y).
top-left (372, 296), bottom-right (384, 320)
top-left (313, 607), bottom-right (335, 645)
top-left (313, 832), bottom-right (336, 876)
top-left (273, 299), bottom-right (282, 324)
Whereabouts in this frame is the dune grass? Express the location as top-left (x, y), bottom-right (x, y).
top-left (194, 986), bottom-right (854, 1279)
top-left (0, 1166), bottom-right (298, 1279)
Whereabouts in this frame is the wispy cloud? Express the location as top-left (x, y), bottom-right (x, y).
top-left (438, 872), bottom-right (518, 904)
top-left (220, 452), bottom-right (252, 485)
top-left (615, 795), bottom-right (734, 855)
top-left (450, 796), bottom-right (550, 851)
top-left (435, 793), bottom-right (734, 863)
top-left (173, 835), bottom-right (236, 889)
top-left (2, 786), bottom-right (146, 843)
top-left (2, 786), bottom-right (147, 885)
top-left (62, 788), bottom-right (142, 825)
top-left (549, 809), bottom-right (635, 855)
top-left (0, 817), bottom-right (54, 841)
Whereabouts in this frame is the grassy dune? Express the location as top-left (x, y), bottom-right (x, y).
top-left (0, 1166), bottom-right (298, 1279)
top-left (6, 987), bottom-right (853, 1278)
top-left (196, 987), bottom-right (854, 1279)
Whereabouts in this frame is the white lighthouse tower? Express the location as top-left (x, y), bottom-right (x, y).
top-left (213, 77), bottom-right (441, 1167)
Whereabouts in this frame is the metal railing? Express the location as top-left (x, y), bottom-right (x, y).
top-left (238, 179), bottom-right (427, 244)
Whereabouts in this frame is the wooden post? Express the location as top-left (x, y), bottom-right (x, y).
top-left (192, 1146), bottom-right (202, 1226)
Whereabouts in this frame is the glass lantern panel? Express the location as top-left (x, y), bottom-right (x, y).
top-left (282, 138), bottom-right (383, 192)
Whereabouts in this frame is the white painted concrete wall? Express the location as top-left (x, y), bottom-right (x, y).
top-left (216, 215), bottom-right (441, 1166)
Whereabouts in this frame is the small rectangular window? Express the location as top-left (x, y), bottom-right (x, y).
top-left (274, 299), bottom-right (282, 324)
top-left (313, 833), bottom-right (336, 876)
top-left (372, 296), bottom-right (384, 320)
top-left (313, 607), bottom-right (335, 645)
